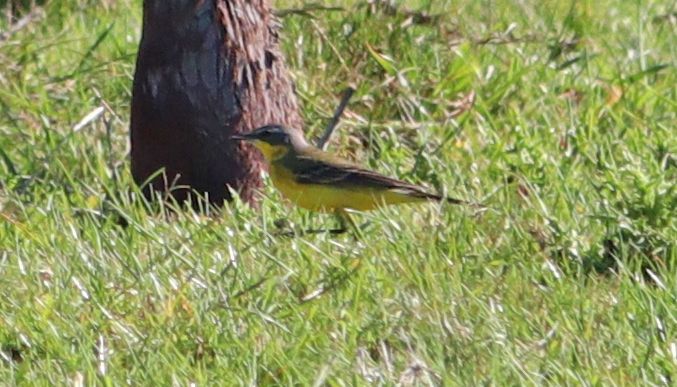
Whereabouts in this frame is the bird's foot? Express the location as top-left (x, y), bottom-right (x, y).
top-left (272, 218), bottom-right (349, 237)
top-left (271, 216), bottom-right (369, 238)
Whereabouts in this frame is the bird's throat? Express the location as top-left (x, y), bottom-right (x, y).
top-left (253, 141), bottom-right (288, 162)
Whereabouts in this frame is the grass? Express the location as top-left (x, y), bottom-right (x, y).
top-left (0, 0), bottom-right (675, 384)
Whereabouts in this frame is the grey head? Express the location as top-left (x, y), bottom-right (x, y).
top-left (231, 124), bottom-right (308, 148)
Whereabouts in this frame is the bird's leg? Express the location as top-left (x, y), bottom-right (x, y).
top-left (336, 210), bottom-right (364, 239)
top-left (331, 212), bottom-right (349, 234)
top-left (272, 218), bottom-right (300, 237)
top-left (272, 212), bottom-right (344, 236)
top-left (300, 213), bottom-right (347, 235)
top-left (274, 212), bottom-right (360, 237)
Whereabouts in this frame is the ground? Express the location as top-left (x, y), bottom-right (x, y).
top-left (0, 0), bottom-right (675, 384)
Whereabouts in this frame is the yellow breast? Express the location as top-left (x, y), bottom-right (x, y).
top-left (267, 163), bottom-right (425, 212)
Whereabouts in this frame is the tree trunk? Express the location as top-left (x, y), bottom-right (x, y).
top-left (130, 0), bottom-right (302, 205)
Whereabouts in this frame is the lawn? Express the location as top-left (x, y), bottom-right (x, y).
top-left (0, 0), bottom-right (675, 384)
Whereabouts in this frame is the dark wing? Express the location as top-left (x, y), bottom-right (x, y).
top-left (291, 152), bottom-right (440, 200)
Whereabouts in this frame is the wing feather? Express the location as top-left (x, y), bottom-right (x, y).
top-left (291, 153), bottom-right (439, 200)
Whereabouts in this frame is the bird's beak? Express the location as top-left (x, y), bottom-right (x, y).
top-left (230, 133), bottom-right (253, 141)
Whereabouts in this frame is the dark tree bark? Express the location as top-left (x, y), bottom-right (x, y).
top-left (130, 0), bottom-right (302, 205)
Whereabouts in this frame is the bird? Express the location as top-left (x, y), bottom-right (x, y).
top-left (231, 125), bottom-right (472, 226)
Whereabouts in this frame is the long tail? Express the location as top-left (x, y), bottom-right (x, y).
top-left (391, 187), bottom-right (483, 208)
top-left (415, 190), bottom-right (488, 209)
top-left (425, 193), bottom-right (479, 207)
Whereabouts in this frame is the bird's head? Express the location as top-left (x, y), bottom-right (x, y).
top-left (231, 124), bottom-right (302, 161)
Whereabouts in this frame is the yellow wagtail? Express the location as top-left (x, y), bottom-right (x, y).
top-left (231, 125), bottom-right (471, 222)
